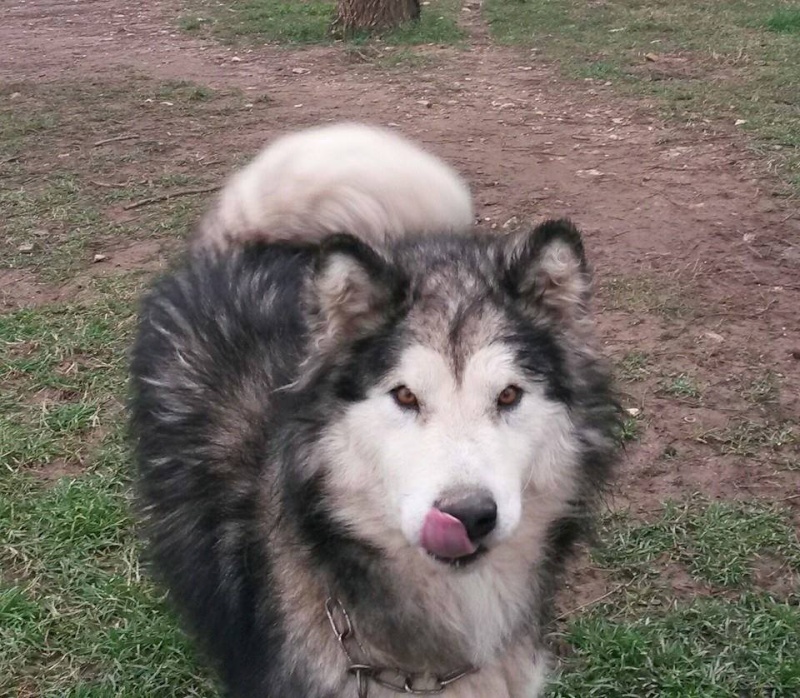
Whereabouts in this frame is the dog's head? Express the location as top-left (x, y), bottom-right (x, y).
top-left (300, 221), bottom-right (610, 569)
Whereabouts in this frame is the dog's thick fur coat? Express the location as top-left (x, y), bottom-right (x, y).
top-left (130, 124), bottom-right (619, 698)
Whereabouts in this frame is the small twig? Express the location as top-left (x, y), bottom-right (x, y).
top-left (555, 581), bottom-right (630, 622)
top-left (93, 134), bottom-right (140, 147)
top-left (782, 493), bottom-right (800, 502)
top-left (502, 148), bottom-right (564, 157)
top-left (123, 185), bottom-right (220, 210)
top-left (90, 179), bottom-right (147, 189)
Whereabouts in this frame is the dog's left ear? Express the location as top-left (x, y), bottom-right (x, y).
top-left (309, 234), bottom-right (405, 350)
top-left (502, 219), bottom-right (592, 330)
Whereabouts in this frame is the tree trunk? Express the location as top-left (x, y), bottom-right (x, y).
top-left (334, 0), bottom-right (421, 35)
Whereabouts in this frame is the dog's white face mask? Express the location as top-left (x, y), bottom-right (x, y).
top-left (325, 340), bottom-right (577, 565)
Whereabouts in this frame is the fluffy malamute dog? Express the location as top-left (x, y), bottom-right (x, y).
top-left (129, 123), bottom-right (619, 698)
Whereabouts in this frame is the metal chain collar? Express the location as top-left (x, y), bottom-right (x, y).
top-left (325, 597), bottom-right (477, 697)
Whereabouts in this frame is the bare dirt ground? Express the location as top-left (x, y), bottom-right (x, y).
top-left (3, 0), bottom-right (798, 601)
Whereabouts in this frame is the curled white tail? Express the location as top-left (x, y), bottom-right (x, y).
top-left (194, 123), bottom-right (474, 251)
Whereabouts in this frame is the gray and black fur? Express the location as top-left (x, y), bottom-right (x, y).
top-left (129, 223), bottom-right (620, 697)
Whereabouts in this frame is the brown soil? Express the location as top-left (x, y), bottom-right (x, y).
top-left (1, 269), bottom-right (58, 309)
top-left (2, 0), bottom-right (798, 605)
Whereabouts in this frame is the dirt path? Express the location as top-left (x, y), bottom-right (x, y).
top-left (3, 0), bottom-right (798, 515)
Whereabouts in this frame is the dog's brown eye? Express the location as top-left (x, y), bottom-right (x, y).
top-left (497, 385), bottom-right (522, 409)
top-left (392, 386), bottom-right (419, 410)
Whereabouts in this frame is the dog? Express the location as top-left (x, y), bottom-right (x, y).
top-left (129, 123), bottom-right (619, 698)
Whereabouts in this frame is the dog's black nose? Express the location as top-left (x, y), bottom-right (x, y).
top-left (436, 491), bottom-right (498, 543)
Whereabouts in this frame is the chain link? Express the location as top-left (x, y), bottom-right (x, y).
top-left (325, 598), bottom-right (477, 697)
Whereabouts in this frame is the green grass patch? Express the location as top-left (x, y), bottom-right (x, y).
top-left (0, 276), bottom-right (145, 471)
top-left (0, 471), bottom-right (216, 697)
top-left (206, 0), bottom-right (337, 43)
top-left (0, 286), bottom-right (138, 473)
top-left (483, 0), bottom-right (800, 194)
top-left (180, 0), bottom-right (465, 46)
top-left (658, 373), bottom-right (702, 400)
top-left (617, 415), bottom-right (642, 444)
top-left (378, 0), bottom-right (465, 45)
top-left (0, 279), bottom-right (215, 695)
top-left (699, 419), bottom-right (796, 458)
top-left (550, 593), bottom-right (800, 697)
top-left (548, 499), bottom-right (800, 698)
top-left (742, 369), bottom-right (782, 405)
top-left (615, 350), bottom-right (652, 382)
top-left (548, 499), bottom-right (800, 694)
top-left (766, 6), bottom-right (800, 33)
top-left (596, 500), bottom-right (800, 588)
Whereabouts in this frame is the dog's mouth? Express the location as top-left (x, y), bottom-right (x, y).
top-left (427, 545), bottom-right (488, 568)
top-left (419, 508), bottom-right (490, 568)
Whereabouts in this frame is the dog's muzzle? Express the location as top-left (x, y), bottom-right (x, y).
top-left (420, 490), bottom-right (497, 563)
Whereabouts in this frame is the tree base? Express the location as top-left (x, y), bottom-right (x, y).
top-left (333, 0), bottom-right (421, 36)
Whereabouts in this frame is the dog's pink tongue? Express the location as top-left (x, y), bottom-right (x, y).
top-left (420, 509), bottom-right (477, 559)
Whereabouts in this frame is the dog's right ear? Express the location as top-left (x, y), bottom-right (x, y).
top-left (309, 234), bottom-right (404, 351)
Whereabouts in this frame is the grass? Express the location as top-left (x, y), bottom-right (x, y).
top-left (766, 6), bottom-right (800, 33)
top-left (547, 500), bottom-right (800, 696)
top-left (186, 0), bottom-right (338, 43)
top-left (699, 419), bottom-right (796, 458)
top-left (658, 373), bottom-right (702, 400)
top-left (0, 280), bottom-right (138, 471)
top-left (1, 473), bottom-right (217, 697)
top-left (618, 415), bottom-right (642, 444)
top-left (616, 350), bottom-right (651, 382)
top-left (483, 0), bottom-right (800, 194)
top-left (180, 0), bottom-right (465, 46)
top-left (595, 500), bottom-right (800, 588)
top-left (601, 275), bottom-right (692, 318)
top-left (550, 593), bottom-right (800, 697)
top-left (743, 369), bottom-right (782, 406)
top-left (0, 288), bottom-right (215, 697)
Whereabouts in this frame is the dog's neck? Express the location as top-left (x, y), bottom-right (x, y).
top-left (324, 596), bottom-right (477, 696)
